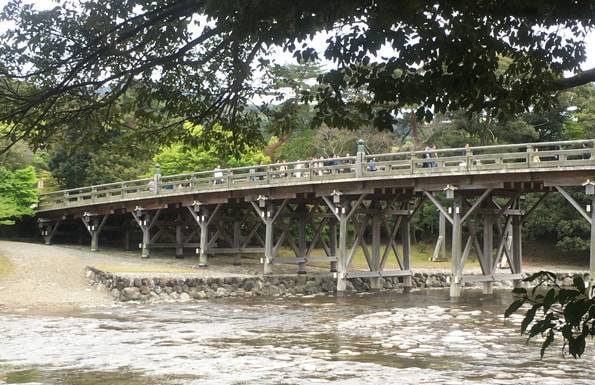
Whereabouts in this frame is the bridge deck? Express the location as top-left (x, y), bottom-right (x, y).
top-left (37, 139), bottom-right (595, 214)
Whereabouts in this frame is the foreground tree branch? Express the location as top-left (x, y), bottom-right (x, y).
top-left (555, 67), bottom-right (595, 90)
top-left (0, 0), bottom-right (593, 152)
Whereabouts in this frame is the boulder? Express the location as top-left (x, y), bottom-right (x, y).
top-left (110, 288), bottom-right (120, 299)
top-left (180, 292), bottom-right (191, 301)
top-left (121, 287), bottom-right (141, 301)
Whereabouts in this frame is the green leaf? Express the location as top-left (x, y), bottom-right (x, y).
top-left (573, 275), bottom-right (586, 294)
top-left (505, 299), bottom-right (525, 318)
top-left (512, 287), bottom-right (527, 295)
top-left (540, 330), bottom-right (555, 359)
top-left (521, 306), bottom-right (537, 335)
top-left (569, 335), bottom-right (586, 358)
top-left (543, 288), bottom-right (557, 312)
top-left (564, 299), bottom-right (588, 326)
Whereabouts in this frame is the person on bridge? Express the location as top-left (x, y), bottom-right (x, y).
top-left (367, 157), bottom-right (377, 171)
top-left (423, 146), bottom-right (431, 168)
top-left (582, 143), bottom-right (592, 160)
top-left (430, 144), bottom-right (438, 167)
top-left (532, 148), bottom-right (541, 164)
top-left (279, 161), bottom-right (288, 178)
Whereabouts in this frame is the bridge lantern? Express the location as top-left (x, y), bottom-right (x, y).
top-left (583, 179), bottom-right (595, 196)
top-left (357, 139), bottom-right (365, 154)
top-left (331, 189), bottom-right (343, 204)
top-left (443, 184), bottom-right (457, 200)
top-left (256, 194), bottom-right (268, 208)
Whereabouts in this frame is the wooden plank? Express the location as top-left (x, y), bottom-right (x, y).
top-left (345, 270), bottom-right (412, 278)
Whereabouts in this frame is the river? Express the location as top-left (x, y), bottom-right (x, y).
top-left (0, 289), bottom-right (592, 384)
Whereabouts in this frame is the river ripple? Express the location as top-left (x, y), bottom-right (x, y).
top-left (0, 289), bottom-right (593, 384)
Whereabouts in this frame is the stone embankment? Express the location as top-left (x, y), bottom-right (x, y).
top-left (86, 267), bottom-right (590, 302)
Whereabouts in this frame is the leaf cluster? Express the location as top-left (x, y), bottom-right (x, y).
top-left (505, 271), bottom-right (595, 359)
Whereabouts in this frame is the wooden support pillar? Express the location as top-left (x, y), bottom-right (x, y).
top-left (482, 210), bottom-right (494, 294)
top-left (323, 194), bottom-right (366, 292)
top-left (132, 209), bottom-right (160, 258)
top-left (123, 228), bottom-right (131, 251)
top-left (233, 219), bottom-right (242, 266)
top-left (591, 194), bottom-right (595, 285)
top-left (329, 219), bottom-right (338, 272)
top-left (251, 199), bottom-right (288, 275)
top-left (175, 214), bottom-right (184, 259)
top-left (82, 213), bottom-right (109, 252)
top-left (450, 194), bottom-right (463, 297)
top-left (511, 201), bottom-right (523, 287)
top-left (38, 218), bottom-right (61, 245)
top-left (77, 225), bottom-right (84, 245)
top-left (140, 213), bottom-right (151, 258)
top-left (337, 209), bottom-right (348, 291)
top-left (187, 204), bottom-right (221, 267)
top-left (369, 207), bottom-right (383, 289)
top-left (432, 212), bottom-right (447, 261)
top-left (264, 212), bottom-right (274, 275)
top-left (199, 210), bottom-right (209, 267)
top-left (297, 203), bottom-right (308, 274)
top-left (401, 213), bottom-right (412, 290)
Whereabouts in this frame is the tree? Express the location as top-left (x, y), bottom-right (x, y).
top-left (314, 126), bottom-right (358, 157)
top-left (0, 1), bottom-right (593, 152)
top-left (0, 166), bottom-right (37, 225)
top-left (154, 123), bottom-right (270, 175)
top-left (47, 131), bottom-right (156, 188)
top-left (506, 272), bottom-right (595, 359)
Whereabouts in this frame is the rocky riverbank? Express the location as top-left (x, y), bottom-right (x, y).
top-left (86, 266), bottom-right (592, 302)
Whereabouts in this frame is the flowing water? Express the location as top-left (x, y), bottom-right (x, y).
top-left (0, 289), bottom-right (593, 384)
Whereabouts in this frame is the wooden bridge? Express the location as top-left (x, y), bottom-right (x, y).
top-left (36, 139), bottom-right (595, 296)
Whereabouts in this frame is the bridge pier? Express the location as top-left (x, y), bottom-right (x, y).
top-left (323, 193), bottom-right (366, 292)
top-left (175, 213), bottom-right (184, 258)
top-left (187, 204), bottom-right (221, 267)
top-left (432, 212), bottom-right (448, 261)
top-left (232, 216), bottom-right (242, 266)
top-left (591, 194), bottom-right (595, 283)
top-left (250, 198), bottom-right (288, 275)
top-left (425, 188), bottom-right (494, 297)
top-left (296, 202), bottom-right (308, 274)
top-left (401, 209), bottom-right (412, 291)
top-left (482, 200), bottom-right (494, 294)
top-left (132, 208), bottom-right (161, 258)
top-left (368, 204), bottom-right (383, 289)
top-left (510, 198), bottom-right (523, 287)
top-left (81, 213), bottom-right (109, 252)
top-left (328, 219), bottom-right (338, 272)
top-left (37, 218), bottom-right (61, 245)
top-left (450, 194), bottom-right (464, 297)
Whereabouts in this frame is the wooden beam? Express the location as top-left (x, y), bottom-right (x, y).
top-left (423, 191), bottom-right (453, 224)
top-left (555, 186), bottom-right (591, 223)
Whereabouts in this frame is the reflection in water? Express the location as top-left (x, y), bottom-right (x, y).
top-left (0, 289), bottom-right (592, 384)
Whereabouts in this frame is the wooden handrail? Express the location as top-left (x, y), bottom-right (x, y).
top-left (36, 139), bottom-right (595, 211)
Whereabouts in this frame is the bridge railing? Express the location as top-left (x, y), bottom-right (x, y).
top-left (37, 139), bottom-right (595, 211)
